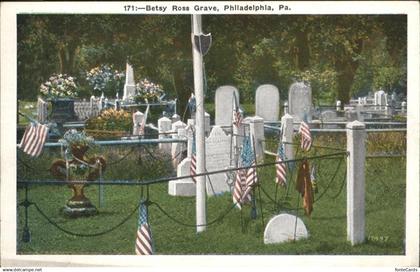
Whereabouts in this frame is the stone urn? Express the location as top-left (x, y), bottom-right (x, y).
top-left (50, 144), bottom-right (106, 217)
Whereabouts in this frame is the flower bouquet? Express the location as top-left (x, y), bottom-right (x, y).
top-left (39, 74), bottom-right (78, 100)
top-left (133, 78), bottom-right (164, 103)
top-left (86, 64), bottom-right (125, 97)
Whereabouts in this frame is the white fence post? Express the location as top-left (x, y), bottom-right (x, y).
top-left (281, 113), bottom-right (294, 161)
top-left (346, 120), bottom-right (366, 245)
top-left (249, 116), bottom-right (265, 161)
top-left (158, 117), bottom-right (172, 153)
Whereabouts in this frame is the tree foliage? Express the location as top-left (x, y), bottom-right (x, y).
top-left (17, 14), bottom-right (406, 108)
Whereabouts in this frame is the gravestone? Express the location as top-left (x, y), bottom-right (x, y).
top-left (205, 126), bottom-right (232, 195)
top-left (168, 158), bottom-right (196, 196)
top-left (288, 82), bottom-right (312, 122)
top-left (158, 117), bottom-right (172, 153)
top-left (132, 111), bottom-right (145, 136)
top-left (264, 213), bottom-right (309, 244)
top-left (320, 110), bottom-right (338, 128)
top-left (123, 62), bottom-right (136, 101)
top-left (215, 86), bottom-right (239, 127)
top-left (374, 90), bottom-right (387, 110)
top-left (255, 84), bottom-right (280, 122)
top-left (171, 121), bottom-right (187, 168)
top-left (320, 110), bottom-right (337, 121)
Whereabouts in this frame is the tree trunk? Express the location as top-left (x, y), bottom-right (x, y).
top-left (295, 29), bottom-right (310, 71)
top-left (58, 43), bottom-right (78, 75)
top-left (335, 39), bottom-right (363, 105)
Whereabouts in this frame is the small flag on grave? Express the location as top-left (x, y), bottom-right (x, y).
top-left (135, 201), bottom-right (154, 255)
top-left (275, 145), bottom-right (287, 186)
top-left (190, 133), bottom-right (197, 183)
top-left (19, 122), bottom-right (49, 157)
top-left (240, 136), bottom-right (258, 203)
top-left (299, 121), bottom-right (312, 151)
top-left (232, 169), bottom-right (244, 209)
top-left (232, 103), bottom-right (243, 128)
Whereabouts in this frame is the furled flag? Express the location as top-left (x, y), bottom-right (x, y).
top-left (275, 145), bottom-right (287, 186)
top-left (232, 102), bottom-right (243, 129)
top-left (295, 159), bottom-right (314, 217)
top-left (19, 122), bottom-right (49, 157)
top-left (135, 201), bottom-right (154, 255)
top-left (310, 164), bottom-right (318, 193)
top-left (232, 169), bottom-right (245, 209)
top-left (190, 132), bottom-right (197, 183)
top-left (298, 121), bottom-right (312, 151)
top-left (240, 136), bottom-right (258, 203)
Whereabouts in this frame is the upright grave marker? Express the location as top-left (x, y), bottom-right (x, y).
top-left (205, 126), bottom-right (232, 195)
top-left (288, 82), bottom-right (312, 122)
top-left (123, 62), bottom-right (136, 101)
top-left (255, 84), bottom-right (280, 122)
top-left (215, 86), bottom-right (239, 127)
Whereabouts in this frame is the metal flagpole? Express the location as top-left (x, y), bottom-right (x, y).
top-left (192, 15), bottom-right (207, 233)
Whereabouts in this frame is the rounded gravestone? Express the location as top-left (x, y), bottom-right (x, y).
top-left (288, 82), bottom-right (312, 122)
top-left (215, 86), bottom-right (239, 127)
top-left (255, 84), bottom-right (280, 122)
top-left (264, 213), bottom-right (309, 244)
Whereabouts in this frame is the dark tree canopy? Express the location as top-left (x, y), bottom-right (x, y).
top-left (17, 14), bottom-right (406, 109)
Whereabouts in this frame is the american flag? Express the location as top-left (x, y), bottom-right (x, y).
top-left (135, 202), bottom-right (154, 255)
top-left (232, 106), bottom-right (243, 128)
top-left (232, 169), bottom-right (243, 209)
top-left (275, 148), bottom-right (287, 186)
top-left (19, 123), bottom-right (49, 157)
top-left (241, 161), bottom-right (258, 203)
top-left (299, 121), bottom-right (312, 151)
top-left (190, 134), bottom-right (197, 183)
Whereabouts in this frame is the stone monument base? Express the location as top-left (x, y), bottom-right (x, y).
top-left (63, 198), bottom-right (98, 217)
top-left (168, 179), bottom-right (196, 196)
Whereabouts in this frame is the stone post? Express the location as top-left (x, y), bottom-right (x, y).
top-left (346, 121), bottom-right (366, 245)
top-left (249, 116), bottom-right (265, 162)
top-left (283, 101), bottom-right (288, 115)
top-left (171, 120), bottom-right (187, 168)
top-left (187, 119), bottom-right (195, 157)
top-left (281, 114), bottom-right (294, 161)
top-left (204, 112), bottom-right (211, 136)
top-left (336, 100), bottom-right (342, 111)
top-left (158, 116), bottom-right (172, 153)
top-left (401, 101), bottom-right (407, 114)
top-left (132, 111), bottom-right (144, 136)
top-left (172, 113), bottom-right (181, 123)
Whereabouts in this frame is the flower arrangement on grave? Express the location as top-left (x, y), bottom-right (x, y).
top-left (86, 64), bottom-right (125, 97)
top-left (85, 108), bottom-right (132, 139)
top-left (39, 73), bottom-right (78, 100)
top-left (133, 78), bottom-right (164, 103)
top-left (50, 129), bottom-right (106, 217)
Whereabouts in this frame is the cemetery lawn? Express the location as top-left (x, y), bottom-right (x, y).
top-left (16, 144), bottom-right (406, 255)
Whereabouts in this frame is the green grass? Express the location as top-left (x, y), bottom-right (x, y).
top-left (16, 137), bottom-right (406, 255)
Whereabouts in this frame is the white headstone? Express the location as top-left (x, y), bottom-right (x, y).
top-left (123, 62), bottom-right (136, 100)
top-left (320, 110), bottom-right (337, 121)
top-left (255, 84), bottom-right (280, 122)
top-left (132, 111), bottom-right (144, 136)
top-left (158, 117), bottom-right (172, 153)
top-left (205, 126), bottom-right (232, 195)
top-left (288, 82), bottom-right (312, 122)
top-left (264, 213), bottom-right (309, 244)
top-left (215, 86), bottom-right (239, 126)
top-left (171, 121), bottom-right (187, 168)
top-left (168, 158), bottom-right (196, 196)
top-left (204, 112), bottom-right (211, 135)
